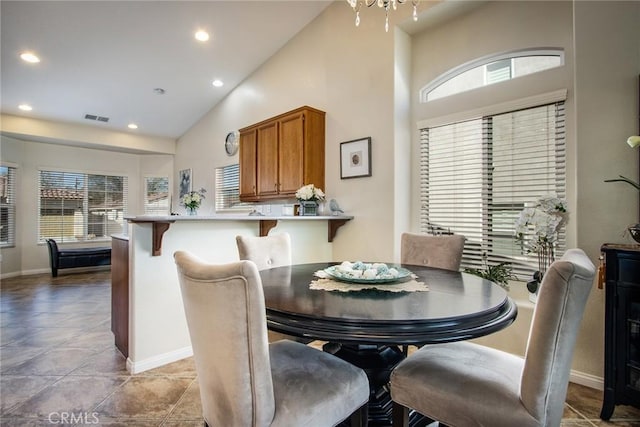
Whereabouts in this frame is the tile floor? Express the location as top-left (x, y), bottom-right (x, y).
top-left (1, 270), bottom-right (640, 426)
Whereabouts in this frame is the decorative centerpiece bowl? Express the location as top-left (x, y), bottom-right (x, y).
top-left (324, 261), bottom-right (412, 284)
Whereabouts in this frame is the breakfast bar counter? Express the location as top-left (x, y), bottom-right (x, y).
top-left (125, 214), bottom-right (352, 256)
top-left (116, 214), bottom-right (353, 373)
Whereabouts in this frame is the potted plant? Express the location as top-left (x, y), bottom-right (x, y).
top-left (464, 261), bottom-right (516, 290)
top-left (181, 187), bottom-right (206, 215)
top-left (295, 184), bottom-right (325, 216)
top-left (514, 195), bottom-right (568, 302)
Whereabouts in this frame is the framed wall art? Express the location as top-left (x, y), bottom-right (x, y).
top-left (178, 168), bottom-right (192, 198)
top-left (340, 137), bottom-right (372, 179)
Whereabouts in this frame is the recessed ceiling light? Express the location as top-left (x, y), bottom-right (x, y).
top-left (212, 79), bottom-right (224, 88)
top-left (20, 52), bottom-right (40, 63)
top-left (18, 104), bottom-right (33, 111)
top-left (128, 123), bottom-right (138, 130)
top-left (195, 30), bottom-right (209, 42)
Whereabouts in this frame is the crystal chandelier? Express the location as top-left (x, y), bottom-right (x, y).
top-left (347, 0), bottom-right (419, 32)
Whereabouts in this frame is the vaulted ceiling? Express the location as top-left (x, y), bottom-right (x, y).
top-left (1, 1), bottom-right (331, 139)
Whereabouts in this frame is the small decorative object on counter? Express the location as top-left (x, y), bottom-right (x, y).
top-left (329, 199), bottom-right (344, 215)
top-left (515, 195), bottom-right (568, 303)
top-left (181, 187), bottom-right (206, 216)
top-left (295, 184), bottom-right (325, 216)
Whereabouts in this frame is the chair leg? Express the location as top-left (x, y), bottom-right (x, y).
top-left (392, 401), bottom-right (409, 427)
top-left (350, 403), bottom-right (368, 427)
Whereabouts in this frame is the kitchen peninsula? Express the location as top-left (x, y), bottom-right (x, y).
top-left (113, 214), bottom-right (352, 374)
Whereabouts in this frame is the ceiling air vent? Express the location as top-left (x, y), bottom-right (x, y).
top-left (84, 114), bottom-right (109, 123)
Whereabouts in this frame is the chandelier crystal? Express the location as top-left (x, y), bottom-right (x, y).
top-left (347, 0), bottom-right (419, 32)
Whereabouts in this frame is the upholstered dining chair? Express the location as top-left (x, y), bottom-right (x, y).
top-left (400, 232), bottom-right (465, 271)
top-left (174, 251), bottom-right (370, 427)
top-left (236, 232), bottom-right (292, 271)
top-left (389, 248), bottom-right (596, 427)
top-left (400, 232), bottom-right (465, 354)
top-left (236, 232), bottom-right (297, 343)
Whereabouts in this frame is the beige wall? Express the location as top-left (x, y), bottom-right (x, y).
top-left (0, 135), bottom-right (174, 275)
top-left (178, 3), bottom-right (401, 262)
top-left (573, 0), bottom-right (640, 378)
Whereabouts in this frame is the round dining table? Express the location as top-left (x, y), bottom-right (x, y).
top-left (259, 262), bottom-right (518, 426)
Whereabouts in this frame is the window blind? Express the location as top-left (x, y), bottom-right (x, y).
top-left (144, 176), bottom-right (169, 215)
top-left (419, 101), bottom-right (566, 279)
top-left (0, 166), bottom-right (16, 247)
top-left (215, 164), bottom-right (249, 211)
top-left (38, 170), bottom-right (128, 242)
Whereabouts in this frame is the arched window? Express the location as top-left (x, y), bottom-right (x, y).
top-left (420, 48), bottom-right (564, 102)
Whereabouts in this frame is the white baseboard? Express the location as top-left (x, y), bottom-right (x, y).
top-left (1, 266), bottom-right (110, 280)
top-left (1, 268), bottom-right (49, 279)
top-left (570, 369), bottom-right (603, 390)
top-left (126, 346), bottom-right (193, 374)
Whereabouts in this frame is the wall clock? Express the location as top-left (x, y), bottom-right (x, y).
top-left (225, 131), bottom-right (239, 156)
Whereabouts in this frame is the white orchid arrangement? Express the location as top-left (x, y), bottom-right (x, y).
top-left (295, 184), bottom-right (325, 202)
top-left (515, 195), bottom-right (568, 272)
top-left (181, 187), bottom-right (207, 210)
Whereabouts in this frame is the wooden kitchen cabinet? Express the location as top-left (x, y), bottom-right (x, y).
top-left (239, 129), bottom-right (257, 199)
top-left (239, 106), bottom-right (325, 202)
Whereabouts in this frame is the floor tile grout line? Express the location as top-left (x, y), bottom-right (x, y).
top-left (564, 403), bottom-right (599, 427)
top-left (160, 376), bottom-right (200, 426)
top-left (89, 375), bottom-right (134, 416)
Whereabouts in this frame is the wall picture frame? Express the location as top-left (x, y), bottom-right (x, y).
top-left (179, 168), bottom-right (192, 198)
top-left (340, 137), bottom-right (372, 179)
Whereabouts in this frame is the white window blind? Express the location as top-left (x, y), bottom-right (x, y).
top-left (144, 176), bottom-right (169, 215)
top-left (215, 164), bottom-right (249, 211)
top-left (419, 101), bottom-right (566, 278)
top-left (0, 166), bottom-right (17, 247)
top-left (38, 170), bottom-right (128, 242)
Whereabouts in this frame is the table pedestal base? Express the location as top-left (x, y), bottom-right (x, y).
top-left (329, 343), bottom-right (433, 427)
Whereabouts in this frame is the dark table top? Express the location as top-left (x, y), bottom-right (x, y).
top-left (259, 262), bottom-right (517, 346)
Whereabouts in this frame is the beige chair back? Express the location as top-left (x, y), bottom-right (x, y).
top-left (400, 232), bottom-right (465, 271)
top-left (174, 251), bottom-right (275, 427)
top-left (236, 232), bottom-right (292, 270)
top-left (520, 248), bottom-right (595, 426)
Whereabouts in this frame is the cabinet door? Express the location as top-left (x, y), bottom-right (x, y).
top-left (278, 112), bottom-right (305, 195)
top-left (239, 129), bottom-right (257, 200)
top-left (256, 121), bottom-right (279, 196)
top-left (617, 285), bottom-right (640, 404)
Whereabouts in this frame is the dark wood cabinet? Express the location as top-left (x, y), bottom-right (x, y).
top-left (239, 106), bottom-right (325, 202)
top-left (601, 244), bottom-right (640, 420)
top-left (111, 235), bottom-right (129, 357)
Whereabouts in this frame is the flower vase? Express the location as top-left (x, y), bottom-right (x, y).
top-left (299, 200), bottom-right (319, 216)
top-left (528, 246), bottom-right (554, 303)
top-left (187, 207), bottom-right (198, 216)
top-left (527, 270), bottom-right (544, 304)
